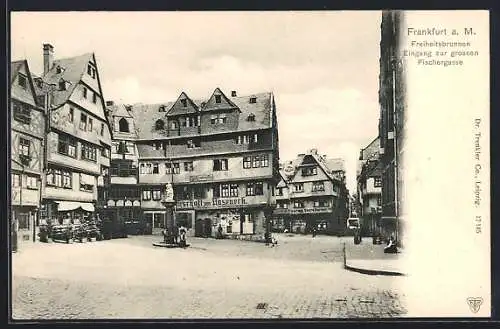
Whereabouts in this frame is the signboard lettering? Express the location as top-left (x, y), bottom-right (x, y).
top-left (177, 197), bottom-right (247, 210)
top-left (288, 207), bottom-right (332, 214)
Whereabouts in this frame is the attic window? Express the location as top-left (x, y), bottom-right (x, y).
top-left (18, 74), bottom-right (27, 89)
top-left (181, 99), bottom-right (187, 107)
top-left (215, 95), bottom-right (222, 103)
top-left (247, 113), bottom-right (255, 122)
top-left (249, 97), bottom-right (257, 104)
top-left (34, 78), bottom-right (43, 88)
top-left (87, 64), bottom-right (96, 79)
top-left (155, 119), bottom-right (165, 130)
top-left (58, 79), bottom-right (67, 91)
top-left (119, 118), bottom-right (130, 133)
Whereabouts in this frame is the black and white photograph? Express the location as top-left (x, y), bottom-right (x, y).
top-left (8, 10), bottom-right (490, 320)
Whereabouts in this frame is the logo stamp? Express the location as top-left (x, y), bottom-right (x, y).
top-left (466, 297), bottom-right (483, 313)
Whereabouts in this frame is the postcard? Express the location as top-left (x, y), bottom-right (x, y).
top-left (9, 10), bottom-right (490, 320)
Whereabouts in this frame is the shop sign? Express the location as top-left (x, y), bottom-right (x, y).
top-left (289, 207), bottom-right (332, 215)
top-left (189, 174), bottom-right (214, 182)
top-left (177, 197), bottom-right (247, 210)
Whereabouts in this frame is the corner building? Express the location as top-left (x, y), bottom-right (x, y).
top-left (35, 44), bottom-right (112, 224)
top-left (113, 89), bottom-right (279, 237)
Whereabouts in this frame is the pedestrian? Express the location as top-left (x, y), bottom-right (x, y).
top-left (179, 225), bottom-right (187, 248)
top-left (173, 224), bottom-right (179, 244)
top-left (217, 224), bottom-right (223, 239)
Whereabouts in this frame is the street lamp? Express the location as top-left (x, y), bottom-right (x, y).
top-left (160, 182), bottom-right (176, 245)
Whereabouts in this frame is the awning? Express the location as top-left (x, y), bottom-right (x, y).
top-left (57, 201), bottom-right (95, 212)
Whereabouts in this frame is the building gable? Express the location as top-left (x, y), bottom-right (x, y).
top-left (201, 88), bottom-right (240, 112)
top-left (11, 60), bottom-right (38, 108)
top-left (166, 92), bottom-right (199, 117)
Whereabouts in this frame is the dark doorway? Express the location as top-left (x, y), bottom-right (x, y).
top-left (203, 218), bottom-right (212, 238)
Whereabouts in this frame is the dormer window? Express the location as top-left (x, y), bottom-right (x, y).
top-left (18, 74), bottom-right (27, 89)
top-left (34, 77), bottom-right (43, 88)
top-left (187, 139), bottom-right (200, 149)
top-left (249, 97), bottom-right (257, 104)
top-left (215, 95), bottom-right (222, 103)
top-left (153, 141), bottom-right (163, 150)
top-left (181, 99), bottom-right (187, 107)
top-left (87, 64), bottom-right (96, 79)
top-left (155, 119), bottom-right (165, 130)
top-left (159, 105), bottom-right (166, 112)
top-left (247, 113), bottom-right (255, 122)
top-left (58, 79), bottom-right (67, 91)
top-left (119, 118), bottom-right (130, 133)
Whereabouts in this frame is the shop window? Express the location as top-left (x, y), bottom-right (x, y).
top-left (244, 213), bottom-right (254, 222)
top-left (18, 213), bottom-right (30, 230)
top-left (153, 213), bottom-right (165, 229)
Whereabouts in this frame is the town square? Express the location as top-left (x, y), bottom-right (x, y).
top-left (10, 11), bottom-right (407, 320)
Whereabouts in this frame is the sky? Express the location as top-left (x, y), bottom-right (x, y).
top-left (11, 11), bottom-right (382, 194)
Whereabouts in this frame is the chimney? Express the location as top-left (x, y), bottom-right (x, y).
top-left (106, 100), bottom-right (114, 107)
top-left (231, 91), bottom-right (237, 97)
top-left (43, 43), bottom-right (54, 75)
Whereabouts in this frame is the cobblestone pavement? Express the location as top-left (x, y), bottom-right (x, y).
top-left (12, 235), bottom-right (407, 320)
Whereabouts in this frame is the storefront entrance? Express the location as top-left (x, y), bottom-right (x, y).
top-left (144, 212), bottom-right (165, 235)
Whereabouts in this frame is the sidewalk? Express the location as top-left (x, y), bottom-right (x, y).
top-left (343, 238), bottom-right (406, 276)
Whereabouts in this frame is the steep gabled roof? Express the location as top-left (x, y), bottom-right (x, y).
top-left (10, 61), bottom-right (23, 85)
top-left (11, 60), bottom-right (39, 108)
top-left (166, 92), bottom-right (199, 117)
top-left (123, 91), bottom-right (273, 140)
top-left (287, 150), bottom-right (346, 182)
top-left (360, 136), bottom-right (380, 161)
top-left (201, 87), bottom-right (240, 112)
top-left (41, 52), bottom-right (93, 109)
